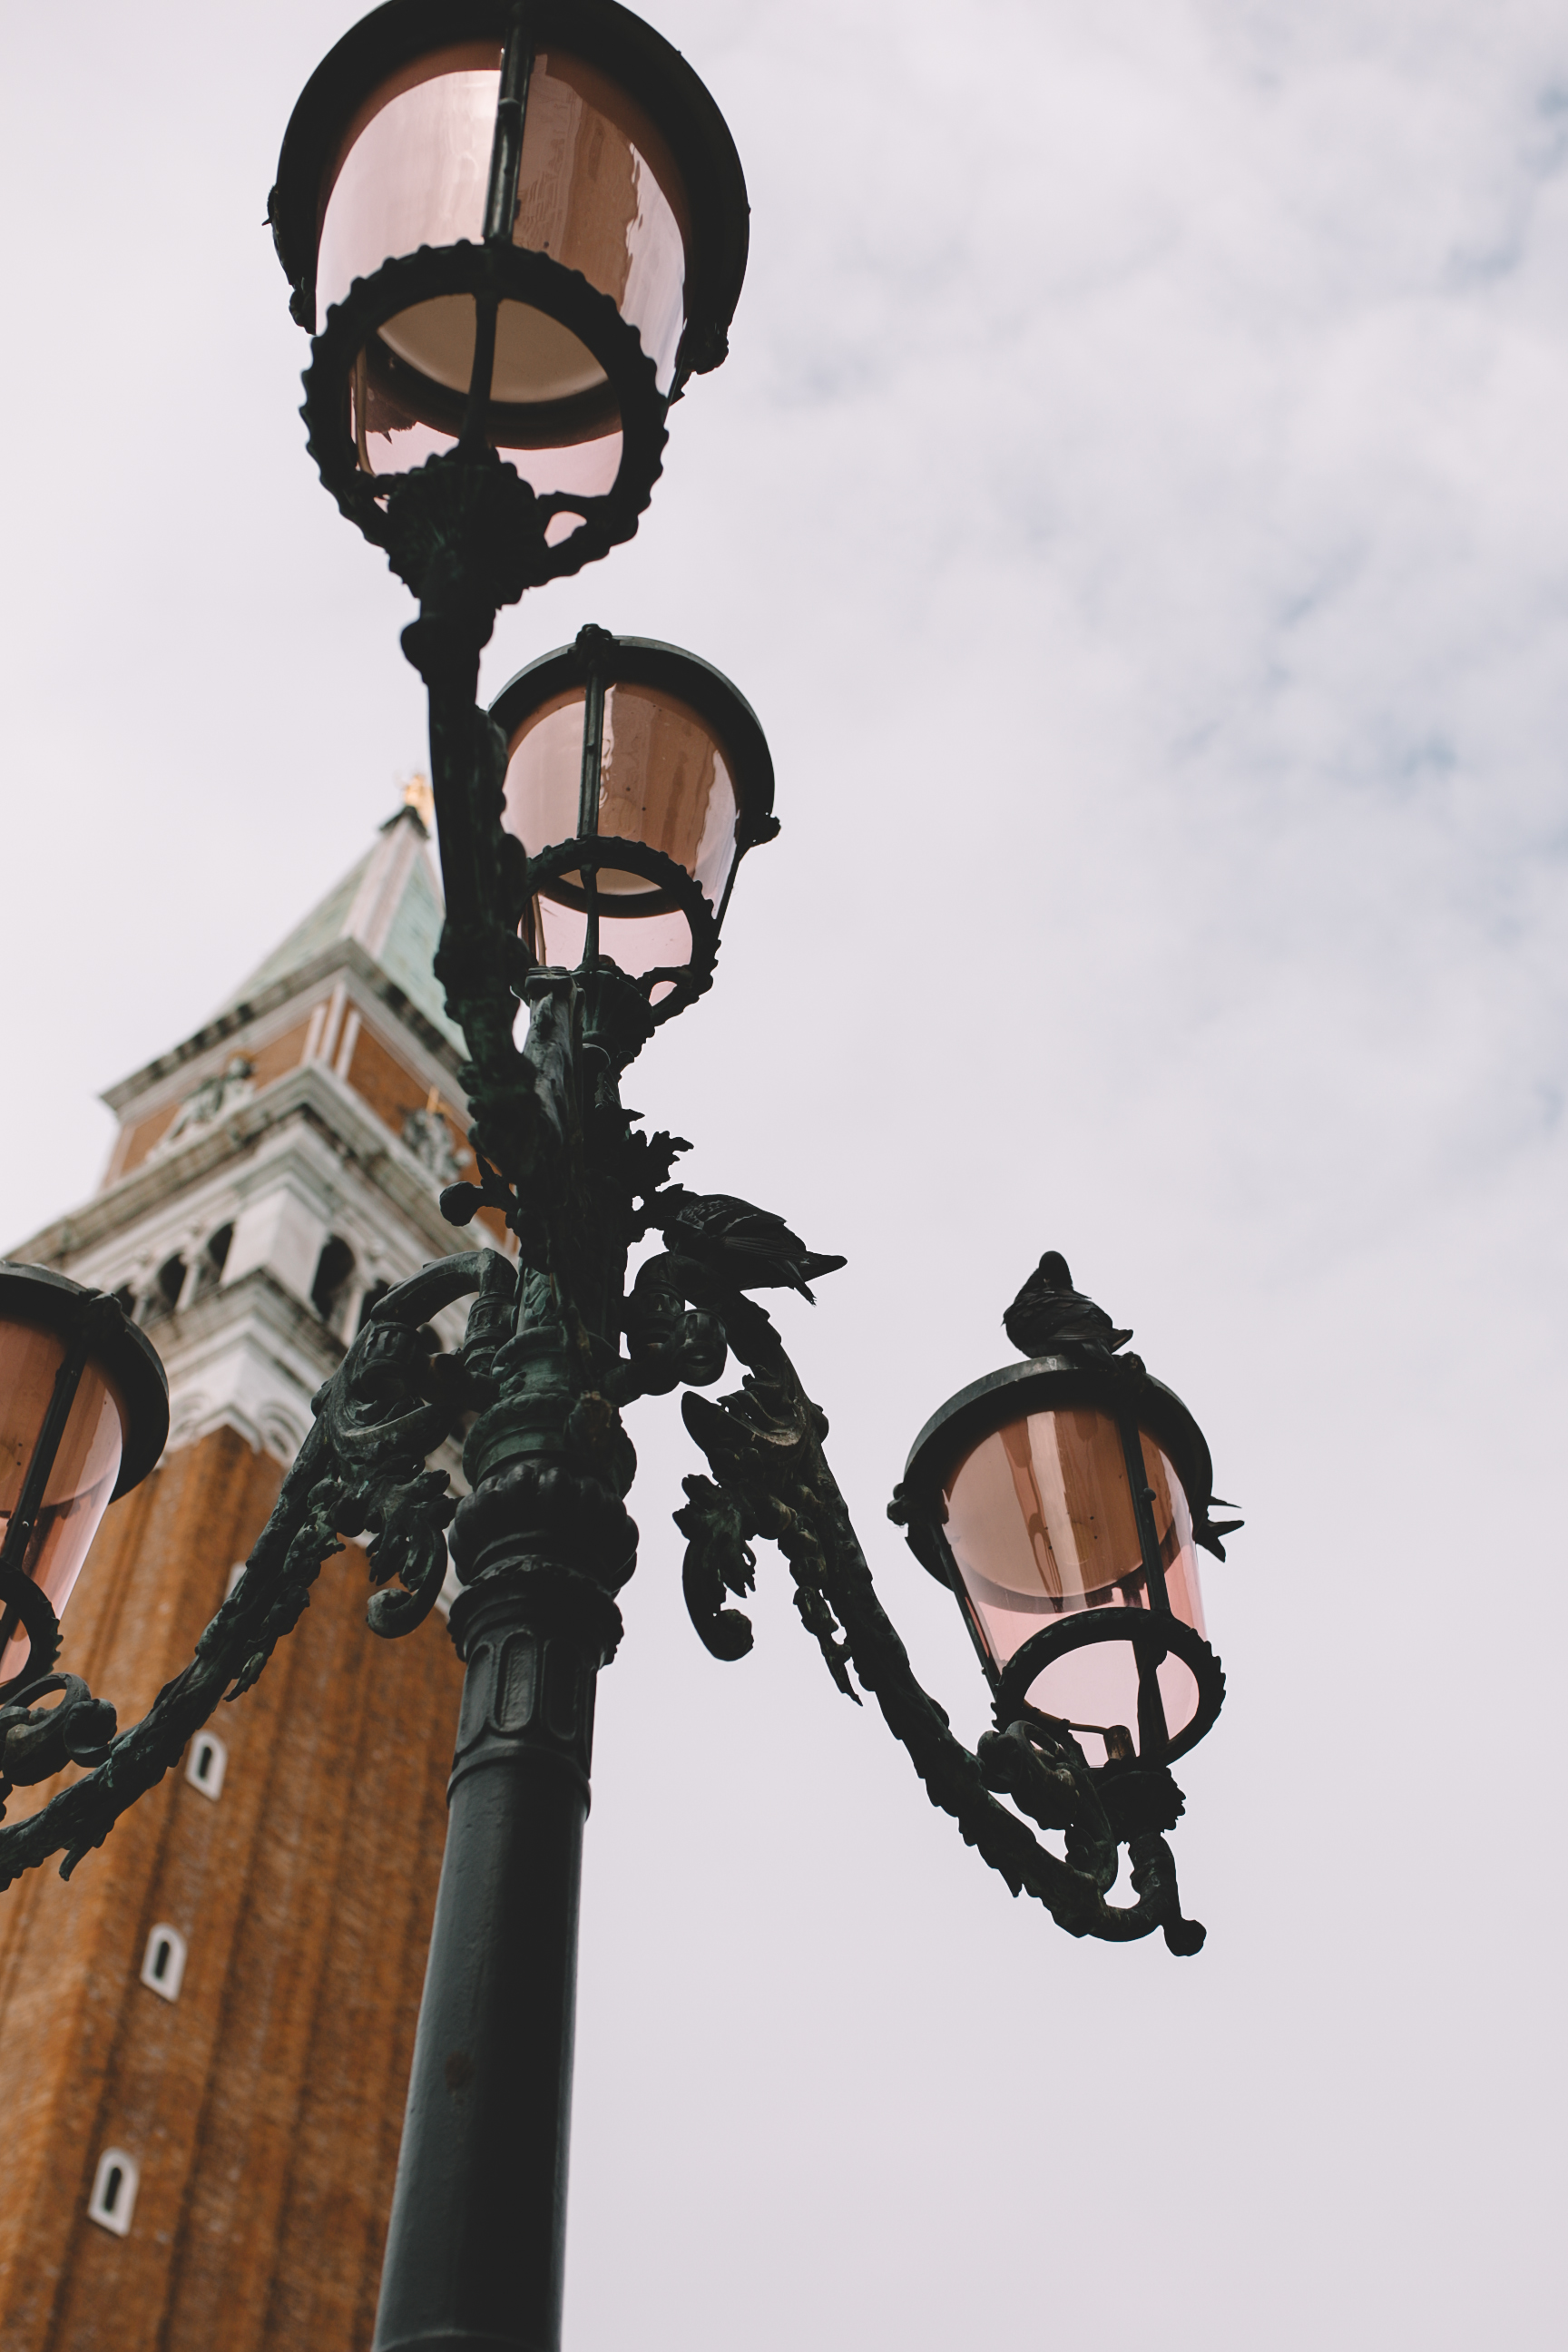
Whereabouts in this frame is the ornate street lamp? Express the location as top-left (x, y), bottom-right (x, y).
top-left (894, 1250), bottom-right (1240, 1955)
top-left (269, 0), bottom-right (749, 595)
top-left (0, 9), bottom-right (1243, 2351)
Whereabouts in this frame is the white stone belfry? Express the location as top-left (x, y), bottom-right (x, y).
top-left (7, 805), bottom-right (505, 1466)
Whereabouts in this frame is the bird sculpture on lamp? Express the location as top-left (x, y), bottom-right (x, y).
top-left (652, 1190), bottom-right (847, 1301)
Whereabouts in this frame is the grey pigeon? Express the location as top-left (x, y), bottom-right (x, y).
top-left (1003, 1251), bottom-right (1132, 1359)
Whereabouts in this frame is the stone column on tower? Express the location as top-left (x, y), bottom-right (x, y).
top-left (0, 800), bottom-right (507, 2352)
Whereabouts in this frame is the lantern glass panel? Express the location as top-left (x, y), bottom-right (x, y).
top-left (942, 1406), bottom-right (1206, 1766)
top-left (503, 681), bottom-right (740, 979)
top-left (318, 47), bottom-right (498, 316)
top-left (521, 900), bottom-right (694, 999)
top-left (0, 1320), bottom-right (127, 1684)
top-left (317, 44), bottom-right (691, 434)
top-left (347, 325), bottom-right (624, 515)
top-left (514, 54), bottom-right (689, 392)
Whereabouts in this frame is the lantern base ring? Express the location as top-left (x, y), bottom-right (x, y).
top-left (994, 1611), bottom-right (1225, 1767)
top-left (301, 240), bottom-right (669, 594)
top-left (524, 838), bottom-right (720, 1023)
top-left (0, 1568), bottom-right (63, 1706)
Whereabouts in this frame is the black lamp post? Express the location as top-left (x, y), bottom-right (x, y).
top-left (0, 8), bottom-right (1242, 2349)
top-left (368, 624), bottom-right (779, 2352)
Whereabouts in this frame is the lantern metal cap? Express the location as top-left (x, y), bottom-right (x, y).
top-left (269, 0), bottom-right (750, 385)
top-left (0, 1265), bottom-right (170, 1499)
top-left (900, 1354), bottom-right (1219, 1589)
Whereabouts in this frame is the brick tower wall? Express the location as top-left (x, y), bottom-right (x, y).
top-left (0, 1424), bottom-right (462, 2351)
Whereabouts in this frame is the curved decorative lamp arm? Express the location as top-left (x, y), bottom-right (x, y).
top-left (0, 1250), bottom-right (512, 1889)
top-left (667, 1291), bottom-right (1212, 1955)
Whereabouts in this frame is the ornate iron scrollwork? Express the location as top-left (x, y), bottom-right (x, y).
top-left (0, 377), bottom-right (1217, 1955)
top-left (666, 1299), bottom-right (1208, 1955)
top-left (0, 1250), bottom-right (508, 1885)
top-left (0, 941), bottom-right (1210, 1950)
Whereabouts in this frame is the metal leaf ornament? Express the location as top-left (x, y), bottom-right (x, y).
top-left (672, 1474), bottom-right (756, 1660)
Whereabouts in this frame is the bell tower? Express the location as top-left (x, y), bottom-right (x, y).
top-left (0, 799), bottom-right (496, 2350)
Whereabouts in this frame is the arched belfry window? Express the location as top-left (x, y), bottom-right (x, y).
top-left (310, 1235), bottom-right (356, 1327)
top-left (188, 1223), bottom-right (233, 1304)
top-left (140, 1923), bottom-right (187, 2002)
top-left (140, 1253), bottom-right (188, 1329)
top-left (88, 2148), bottom-right (139, 2236)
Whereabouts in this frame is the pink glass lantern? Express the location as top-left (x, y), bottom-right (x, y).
top-left (898, 1264), bottom-right (1235, 1773)
top-left (489, 628), bottom-right (777, 1020)
top-left (0, 1268), bottom-right (168, 1694)
top-left (937, 1401), bottom-right (1211, 1767)
top-left (271, 1), bottom-right (749, 578)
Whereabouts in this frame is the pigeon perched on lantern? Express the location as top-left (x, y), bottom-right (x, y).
top-left (1003, 1250), bottom-right (1133, 1359)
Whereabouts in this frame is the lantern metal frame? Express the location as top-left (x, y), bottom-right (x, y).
top-left (270, 0), bottom-right (750, 592)
top-left (490, 625), bottom-right (779, 1024)
top-left (899, 1352), bottom-right (1230, 1766)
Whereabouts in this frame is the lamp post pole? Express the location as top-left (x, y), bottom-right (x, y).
top-left (375, 1521), bottom-right (625, 2352)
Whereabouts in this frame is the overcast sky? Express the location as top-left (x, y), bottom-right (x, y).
top-left (3, 3), bottom-right (1566, 2346)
